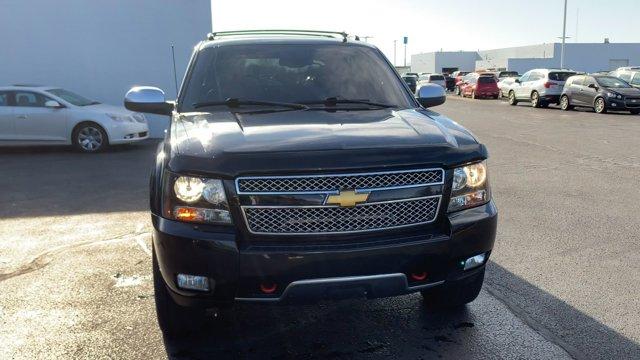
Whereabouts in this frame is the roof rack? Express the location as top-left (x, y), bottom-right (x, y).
top-left (206, 30), bottom-right (358, 43)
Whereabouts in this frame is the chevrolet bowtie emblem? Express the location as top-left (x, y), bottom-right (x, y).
top-left (326, 190), bottom-right (370, 207)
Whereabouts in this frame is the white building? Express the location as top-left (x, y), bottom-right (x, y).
top-left (0, 0), bottom-right (211, 138)
top-left (411, 43), bottom-right (640, 75)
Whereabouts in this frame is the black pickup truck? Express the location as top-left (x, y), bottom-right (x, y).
top-left (125, 30), bottom-right (497, 336)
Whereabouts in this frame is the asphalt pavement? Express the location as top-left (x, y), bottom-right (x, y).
top-left (1, 97), bottom-right (639, 359)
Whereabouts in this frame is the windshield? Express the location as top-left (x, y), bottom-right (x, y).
top-left (478, 77), bottom-right (496, 84)
top-left (46, 88), bottom-right (98, 106)
top-left (548, 72), bottom-right (576, 81)
top-left (596, 76), bottom-right (631, 88)
top-left (429, 75), bottom-right (445, 80)
top-left (179, 44), bottom-right (413, 112)
top-left (500, 71), bottom-right (519, 78)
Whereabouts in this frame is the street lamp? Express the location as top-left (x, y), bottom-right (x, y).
top-left (560, 0), bottom-right (568, 69)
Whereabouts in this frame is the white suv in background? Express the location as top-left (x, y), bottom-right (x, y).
top-left (0, 85), bottom-right (149, 152)
top-left (416, 73), bottom-right (447, 90)
top-left (508, 69), bottom-right (577, 108)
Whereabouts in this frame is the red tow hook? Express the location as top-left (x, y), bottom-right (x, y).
top-left (410, 272), bottom-right (428, 281)
top-left (259, 282), bottom-right (277, 294)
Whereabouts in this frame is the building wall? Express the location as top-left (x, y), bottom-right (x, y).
top-left (477, 43), bottom-right (640, 74)
top-left (410, 53), bottom-right (436, 73)
top-left (0, 0), bottom-right (211, 138)
top-left (411, 52), bottom-right (479, 73)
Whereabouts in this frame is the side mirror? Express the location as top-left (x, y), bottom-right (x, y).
top-left (124, 86), bottom-right (174, 115)
top-left (416, 83), bottom-right (446, 108)
top-left (44, 100), bottom-right (63, 108)
top-left (588, 83), bottom-right (598, 90)
top-left (514, 79), bottom-right (521, 84)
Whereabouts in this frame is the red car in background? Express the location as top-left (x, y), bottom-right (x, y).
top-left (459, 73), bottom-right (500, 99)
top-left (452, 71), bottom-right (470, 94)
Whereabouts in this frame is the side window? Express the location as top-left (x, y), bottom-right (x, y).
top-left (572, 76), bottom-right (584, 86)
top-left (583, 77), bottom-right (596, 88)
top-left (631, 73), bottom-right (640, 86)
top-left (519, 72), bottom-right (530, 82)
top-left (528, 72), bottom-right (541, 81)
top-left (619, 72), bottom-right (632, 82)
top-left (13, 91), bottom-right (51, 107)
top-left (0, 91), bottom-right (10, 106)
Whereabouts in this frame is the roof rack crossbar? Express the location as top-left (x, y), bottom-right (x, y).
top-left (206, 30), bottom-right (353, 42)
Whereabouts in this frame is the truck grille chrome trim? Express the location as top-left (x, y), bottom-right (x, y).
top-left (242, 196), bottom-right (441, 235)
top-left (236, 168), bottom-right (444, 194)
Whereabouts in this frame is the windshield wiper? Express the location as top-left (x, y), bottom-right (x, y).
top-left (303, 97), bottom-right (397, 109)
top-left (193, 98), bottom-right (309, 111)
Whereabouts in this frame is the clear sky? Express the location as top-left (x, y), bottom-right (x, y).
top-left (211, 0), bottom-right (640, 65)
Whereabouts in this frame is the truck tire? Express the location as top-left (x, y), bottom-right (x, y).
top-left (421, 268), bottom-right (484, 310)
top-left (153, 246), bottom-right (206, 337)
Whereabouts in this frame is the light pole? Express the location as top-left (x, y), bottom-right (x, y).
top-left (393, 40), bottom-right (397, 66)
top-left (560, 0), bottom-right (568, 69)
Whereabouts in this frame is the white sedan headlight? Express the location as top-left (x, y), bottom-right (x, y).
top-left (106, 113), bottom-right (133, 122)
top-left (448, 161), bottom-right (491, 212)
top-left (167, 174), bottom-right (232, 224)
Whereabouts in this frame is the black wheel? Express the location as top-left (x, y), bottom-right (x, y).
top-left (629, 109), bottom-right (640, 115)
top-left (508, 91), bottom-right (518, 106)
top-left (594, 97), bottom-right (607, 114)
top-left (454, 86), bottom-right (461, 96)
top-left (531, 91), bottom-right (541, 108)
top-left (72, 123), bottom-right (108, 152)
top-left (560, 95), bottom-right (573, 111)
top-left (492, 94), bottom-right (499, 99)
top-left (153, 246), bottom-right (206, 337)
top-left (421, 268), bottom-right (485, 310)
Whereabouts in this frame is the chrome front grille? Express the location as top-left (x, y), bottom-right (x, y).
top-left (236, 168), bottom-right (444, 194)
top-left (242, 196), bottom-right (440, 235)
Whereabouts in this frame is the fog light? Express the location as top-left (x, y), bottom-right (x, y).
top-left (463, 253), bottom-right (486, 270)
top-left (177, 274), bottom-right (210, 292)
top-left (611, 103), bottom-right (617, 107)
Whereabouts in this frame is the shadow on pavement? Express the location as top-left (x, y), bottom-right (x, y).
top-left (0, 140), bottom-right (159, 218)
top-left (161, 262), bottom-right (639, 360)
top-left (484, 262), bottom-right (640, 360)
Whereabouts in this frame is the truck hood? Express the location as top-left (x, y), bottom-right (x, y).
top-left (167, 108), bottom-right (487, 177)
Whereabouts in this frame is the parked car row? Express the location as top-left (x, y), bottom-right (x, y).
top-left (451, 66), bottom-right (640, 115)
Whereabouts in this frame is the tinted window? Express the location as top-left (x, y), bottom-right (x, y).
top-left (180, 44), bottom-right (413, 112)
top-left (478, 77), bottom-right (496, 84)
top-left (13, 91), bottom-right (50, 107)
top-left (429, 75), bottom-right (445, 80)
top-left (499, 71), bottom-right (519, 78)
top-left (47, 88), bottom-right (97, 106)
top-left (548, 72), bottom-right (577, 81)
top-left (631, 73), bottom-right (640, 86)
top-left (0, 91), bottom-right (9, 106)
top-left (596, 76), bottom-right (631, 88)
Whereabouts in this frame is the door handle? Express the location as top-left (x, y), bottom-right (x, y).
top-left (16, 115), bottom-right (27, 119)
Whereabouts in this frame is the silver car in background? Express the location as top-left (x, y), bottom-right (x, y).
top-left (0, 85), bottom-right (149, 152)
top-left (416, 73), bottom-right (447, 90)
top-left (508, 69), bottom-right (577, 108)
top-left (497, 77), bottom-right (519, 98)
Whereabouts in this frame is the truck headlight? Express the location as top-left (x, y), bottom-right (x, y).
top-left (448, 161), bottom-right (491, 212)
top-left (165, 174), bottom-right (232, 224)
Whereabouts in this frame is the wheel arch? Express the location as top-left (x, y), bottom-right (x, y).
top-left (71, 121), bottom-right (110, 145)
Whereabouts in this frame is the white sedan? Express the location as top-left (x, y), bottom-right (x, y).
top-left (497, 77), bottom-right (519, 98)
top-left (0, 85), bottom-right (149, 152)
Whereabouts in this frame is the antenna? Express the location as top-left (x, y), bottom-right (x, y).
top-left (171, 45), bottom-right (179, 98)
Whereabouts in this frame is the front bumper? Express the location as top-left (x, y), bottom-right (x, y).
top-left (108, 123), bottom-right (150, 144)
top-left (152, 200), bottom-right (497, 307)
top-left (607, 97), bottom-right (640, 110)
